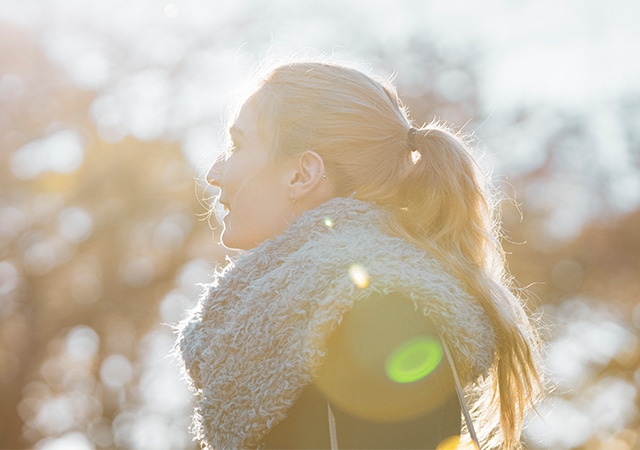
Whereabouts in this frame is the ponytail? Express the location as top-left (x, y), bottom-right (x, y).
top-left (385, 123), bottom-right (542, 449)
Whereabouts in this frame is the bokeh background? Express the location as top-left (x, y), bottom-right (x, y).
top-left (1, 0), bottom-right (639, 449)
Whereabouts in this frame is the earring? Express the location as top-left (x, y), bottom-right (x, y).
top-left (290, 192), bottom-right (296, 204)
top-left (321, 172), bottom-right (327, 179)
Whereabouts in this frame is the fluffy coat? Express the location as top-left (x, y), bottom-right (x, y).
top-left (177, 197), bottom-right (496, 449)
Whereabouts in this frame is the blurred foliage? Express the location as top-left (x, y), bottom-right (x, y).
top-left (1, 4), bottom-right (640, 449)
top-left (0, 24), bottom-right (226, 449)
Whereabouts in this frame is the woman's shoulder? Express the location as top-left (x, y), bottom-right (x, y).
top-left (261, 291), bottom-right (461, 450)
top-left (315, 291), bottom-right (457, 422)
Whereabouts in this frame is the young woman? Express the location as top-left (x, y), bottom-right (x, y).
top-left (177, 61), bottom-right (542, 449)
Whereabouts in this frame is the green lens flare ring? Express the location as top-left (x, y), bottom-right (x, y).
top-left (385, 336), bottom-right (443, 384)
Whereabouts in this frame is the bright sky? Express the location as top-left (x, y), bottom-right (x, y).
top-left (2, 0), bottom-right (640, 220)
top-left (414, 0), bottom-right (640, 110)
top-left (2, 0), bottom-right (638, 111)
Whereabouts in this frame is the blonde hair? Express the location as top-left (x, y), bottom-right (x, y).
top-left (242, 61), bottom-right (542, 449)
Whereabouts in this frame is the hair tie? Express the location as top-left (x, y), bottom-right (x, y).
top-left (407, 127), bottom-right (418, 151)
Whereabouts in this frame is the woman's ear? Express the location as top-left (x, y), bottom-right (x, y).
top-left (288, 150), bottom-right (332, 201)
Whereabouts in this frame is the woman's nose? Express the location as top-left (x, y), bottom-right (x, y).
top-left (206, 156), bottom-right (225, 187)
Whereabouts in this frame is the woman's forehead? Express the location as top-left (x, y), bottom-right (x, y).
top-left (230, 101), bottom-right (277, 148)
top-left (230, 102), bottom-right (258, 133)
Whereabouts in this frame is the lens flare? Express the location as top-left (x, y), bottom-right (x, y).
top-left (348, 264), bottom-right (369, 288)
top-left (436, 435), bottom-right (479, 450)
top-left (385, 336), bottom-right (443, 383)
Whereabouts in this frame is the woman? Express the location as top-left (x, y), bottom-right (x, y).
top-left (177, 61), bottom-right (541, 449)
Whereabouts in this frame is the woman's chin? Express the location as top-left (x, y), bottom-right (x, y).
top-left (220, 228), bottom-right (249, 251)
top-left (219, 217), bottom-right (271, 250)
top-left (220, 229), bottom-right (239, 250)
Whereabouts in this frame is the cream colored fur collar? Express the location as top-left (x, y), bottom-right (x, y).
top-left (177, 197), bottom-right (495, 449)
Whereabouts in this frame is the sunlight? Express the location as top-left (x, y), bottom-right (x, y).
top-left (99, 354), bottom-right (133, 389)
top-left (10, 130), bottom-right (84, 180)
top-left (0, 261), bottom-right (19, 296)
top-left (65, 326), bottom-right (100, 362)
top-left (164, 3), bottom-right (178, 18)
top-left (348, 264), bottom-right (369, 289)
top-left (38, 431), bottom-right (93, 450)
top-left (22, 240), bottom-right (58, 275)
top-left (436, 435), bottom-right (479, 450)
top-left (58, 207), bottom-right (93, 243)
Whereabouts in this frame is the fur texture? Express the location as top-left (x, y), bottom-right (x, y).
top-left (177, 197), bottom-right (496, 449)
